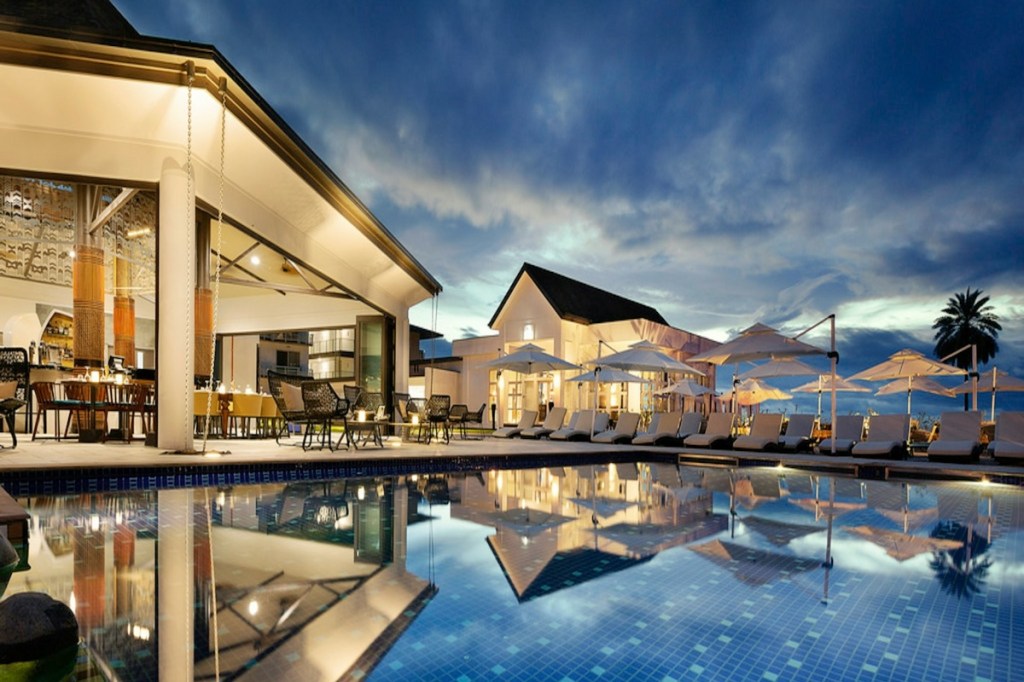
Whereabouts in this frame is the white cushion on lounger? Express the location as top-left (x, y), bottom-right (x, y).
top-left (926, 440), bottom-right (980, 458)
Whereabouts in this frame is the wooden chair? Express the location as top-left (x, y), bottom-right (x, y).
top-left (31, 381), bottom-right (74, 441)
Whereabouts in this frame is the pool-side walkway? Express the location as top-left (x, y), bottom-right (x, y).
top-left (1, 434), bottom-right (1022, 489)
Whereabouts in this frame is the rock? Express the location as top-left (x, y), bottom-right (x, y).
top-left (0, 592), bottom-right (79, 664)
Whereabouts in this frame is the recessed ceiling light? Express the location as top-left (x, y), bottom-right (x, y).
top-left (250, 255), bottom-right (261, 266)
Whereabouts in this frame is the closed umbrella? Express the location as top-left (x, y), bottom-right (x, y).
top-left (953, 368), bottom-right (1024, 421)
top-left (875, 376), bottom-right (956, 415)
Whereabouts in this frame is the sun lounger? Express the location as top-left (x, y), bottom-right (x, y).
top-left (675, 411), bottom-right (704, 442)
top-left (592, 412), bottom-right (641, 444)
top-left (638, 411), bottom-right (703, 446)
top-left (492, 409), bottom-right (537, 438)
top-left (521, 407), bottom-right (568, 439)
top-left (550, 410), bottom-right (609, 441)
top-left (851, 413), bottom-right (910, 459)
top-left (777, 414), bottom-right (817, 452)
top-left (927, 410), bottom-right (983, 463)
top-left (733, 413), bottom-right (785, 452)
top-left (632, 412), bottom-right (675, 445)
top-left (988, 411), bottom-right (1024, 464)
top-left (683, 412), bottom-right (735, 449)
top-left (816, 415), bottom-right (864, 455)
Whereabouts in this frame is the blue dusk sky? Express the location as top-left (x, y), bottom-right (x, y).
top-left (114, 1), bottom-right (1024, 413)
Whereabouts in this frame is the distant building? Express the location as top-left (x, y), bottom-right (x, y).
top-left (452, 263), bottom-right (719, 426)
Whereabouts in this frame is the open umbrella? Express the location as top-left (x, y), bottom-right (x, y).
top-left (875, 376), bottom-right (956, 414)
top-left (738, 357), bottom-right (821, 381)
top-left (953, 368), bottom-right (1024, 421)
top-left (849, 348), bottom-right (964, 383)
top-left (480, 343), bottom-right (580, 428)
top-left (846, 525), bottom-right (961, 562)
top-left (732, 378), bottom-right (792, 407)
top-left (568, 367), bottom-right (648, 436)
top-left (688, 323), bottom-right (826, 366)
top-left (592, 340), bottom-right (705, 375)
top-left (791, 374), bottom-right (870, 417)
top-left (688, 323), bottom-right (828, 440)
top-left (850, 348), bottom-right (965, 424)
top-left (566, 367), bottom-right (650, 385)
top-left (657, 378), bottom-right (717, 397)
top-left (480, 343), bottom-right (580, 375)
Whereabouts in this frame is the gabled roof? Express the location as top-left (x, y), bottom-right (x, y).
top-left (489, 263), bottom-right (668, 328)
top-left (0, 0), bottom-right (138, 39)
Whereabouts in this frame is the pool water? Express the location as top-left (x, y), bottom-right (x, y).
top-left (2, 463), bottom-right (1021, 681)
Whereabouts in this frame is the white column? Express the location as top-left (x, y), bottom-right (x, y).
top-left (394, 304), bottom-right (410, 394)
top-left (158, 160), bottom-right (196, 451)
top-left (158, 488), bottom-right (195, 682)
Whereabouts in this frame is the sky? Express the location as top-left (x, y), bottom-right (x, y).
top-left (113, 1), bottom-right (1024, 415)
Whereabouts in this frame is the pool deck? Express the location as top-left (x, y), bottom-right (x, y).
top-left (2, 433), bottom-right (1023, 488)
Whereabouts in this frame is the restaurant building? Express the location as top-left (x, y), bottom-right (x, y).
top-left (0, 1), bottom-right (441, 451)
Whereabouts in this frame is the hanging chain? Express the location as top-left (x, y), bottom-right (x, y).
top-left (201, 80), bottom-right (228, 453)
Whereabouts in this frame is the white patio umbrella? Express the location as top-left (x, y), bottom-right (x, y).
top-left (738, 357), bottom-right (821, 381)
top-left (875, 375), bottom-right (956, 414)
top-left (658, 378), bottom-right (717, 397)
top-left (733, 378), bottom-right (792, 407)
top-left (587, 340), bottom-right (704, 432)
top-left (849, 348), bottom-right (965, 418)
top-left (567, 367), bottom-right (650, 385)
top-left (591, 340), bottom-right (706, 375)
top-left (688, 323), bottom-right (826, 366)
top-left (688, 322), bottom-right (829, 440)
top-left (480, 343), bottom-right (581, 375)
top-left (657, 378), bottom-right (718, 415)
top-left (953, 368), bottom-right (1024, 421)
top-left (480, 343), bottom-right (580, 427)
top-left (568, 367), bottom-right (649, 437)
top-left (791, 374), bottom-right (870, 417)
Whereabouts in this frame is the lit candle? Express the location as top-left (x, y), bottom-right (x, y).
top-left (411, 413), bottom-right (419, 425)
top-left (88, 369), bottom-right (100, 383)
top-left (114, 373), bottom-right (125, 385)
top-left (357, 409), bottom-right (367, 422)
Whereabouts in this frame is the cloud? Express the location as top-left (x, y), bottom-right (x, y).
top-left (113, 0), bottom-right (1024, 369)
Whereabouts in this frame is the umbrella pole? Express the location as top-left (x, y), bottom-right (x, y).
top-left (829, 315), bottom-right (837, 455)
top-left (991, 368), bottom-right (997, 422)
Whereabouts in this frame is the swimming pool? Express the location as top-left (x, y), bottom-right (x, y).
top-left (2, 462), bottom-right (1021, 681)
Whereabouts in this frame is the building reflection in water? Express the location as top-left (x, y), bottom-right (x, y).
top-left (9, 477), bottom-right (435, 681)
top-left (3, 465), bottom-right (1017, 680)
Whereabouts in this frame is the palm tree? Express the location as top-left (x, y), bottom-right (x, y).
top-left (933, 288), bottom-right (1001, 367)
top-left (933, 289), bottom-right (1001, 408)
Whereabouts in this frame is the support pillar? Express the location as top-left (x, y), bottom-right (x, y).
top-left (73, 185), bottom-right (104, 368)
top-left (114, 256), bottom-right (136, 366)
top-left (195, 214), bottom-right (213, 381)
top-left (157, 160), bottom-right (195, 451)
